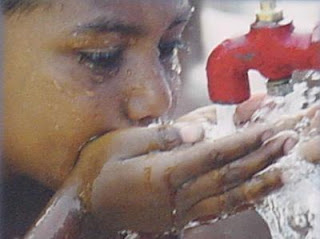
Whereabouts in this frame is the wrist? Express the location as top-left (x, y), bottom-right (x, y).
top-left (24, 181), bottom-right (83, 239)
top-left (66, 162), bottom-right (117, 238)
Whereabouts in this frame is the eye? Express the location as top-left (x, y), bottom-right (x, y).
top-left (78, 47), bottom-right (123, 73)
top-left (158, 40), bottom-right (185, 60)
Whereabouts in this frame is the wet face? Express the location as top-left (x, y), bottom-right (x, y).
top-left (4, 0), bottom-right (191, 188)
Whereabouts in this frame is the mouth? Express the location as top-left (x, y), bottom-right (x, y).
top-left (76, 115), bottom-right (172, 162)
top-left (83, 114), bottom-right (172, 147)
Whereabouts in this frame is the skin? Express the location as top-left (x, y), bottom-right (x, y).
top-left (4, 0), bottom-right (191, 188)
top-left (3, 0), bottom-right (320, 238)
top-left (235, 95), bottom-right (320, 164)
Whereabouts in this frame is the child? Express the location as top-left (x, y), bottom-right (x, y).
top-left (2, 0), bottom-right (319, 238)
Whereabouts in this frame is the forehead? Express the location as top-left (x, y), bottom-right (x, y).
top-left (53, 0), bottom-right (191, 33)
top-left (91, 0), bottom-right (190, 11)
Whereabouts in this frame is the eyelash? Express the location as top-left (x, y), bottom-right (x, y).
top-left (78, 47), bottom-right (123, 72)
top-left (77, 40), bottom-right (185, 73)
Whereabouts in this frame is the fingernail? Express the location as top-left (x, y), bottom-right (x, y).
top-left (261, 129), bottom-right (274, 142)
top-left (160, 127), bottom-right (182, 150)
top-left (283, 137), bottom-right (299, 155)
top-left (180, 124), bottom-right (204, 143)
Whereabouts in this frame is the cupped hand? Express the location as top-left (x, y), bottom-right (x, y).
top-left (234, 94), bottom-right (320, 164)
top-left (299, 108), bottom-right (320, 163)
top-left (69, 113), bottom-right (300, 237)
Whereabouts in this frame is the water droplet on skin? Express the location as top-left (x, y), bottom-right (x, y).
top-left (171, 54), bottom-right (182, 75)
top-left (85, 90), bottom-right (95, 97)
top-left (92, 75), bottom-right (105, 83)
top-left (53, 80), bottom-right (62, 91)
top-left (120, 230), bottom-right (139, 239)
top-left (126, 69), bottom-right (132, 77)
top-left (143, 167), bottom-right (152, 190)
top-left (47, 103), bottom-right (53, 110)
top-left (129, 38), bottom-right (137, 45)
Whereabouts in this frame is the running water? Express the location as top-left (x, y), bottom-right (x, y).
top-left (199, 80), bottom-right (320, 239)
top-left (252, 81), bottom-right (320, 239)
top-left (124, 77), bottom-right (319, 239)
top-left (203, 104), bottom-right (237, 140)
top-left (256, 152), bottom-right (320, 239)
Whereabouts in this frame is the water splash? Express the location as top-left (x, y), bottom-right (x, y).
top-left (198, 80), bottom-right (320, 239)
top-left (123, 78), bottom-right (319, 238)
top-left (256, 151), bottom-right (320, 239)
top-left (252, 82), bottom-right (320, 239)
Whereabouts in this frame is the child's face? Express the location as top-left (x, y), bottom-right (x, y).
top-left (4, 0), bottom-right (191, 188)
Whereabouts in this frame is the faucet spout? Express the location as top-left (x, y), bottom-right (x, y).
top-left (206, 20), bottom-right (320, 104)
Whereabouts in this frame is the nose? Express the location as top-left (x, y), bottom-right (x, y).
top-left (125, 51), bottom-right (173, 121)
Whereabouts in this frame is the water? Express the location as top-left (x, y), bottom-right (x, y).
top-left (199, 81), bottom-right (320, 239)
top-left (256, 152), bottom-right (320, 239)
top-left (123, 80), bottom-right (320, 238)
top-left (251, 82), bottom-right (316, 123)
top-left (251, 82), bottom-right (320, 239)
top-left (203, 104), bottom-right (237, 140)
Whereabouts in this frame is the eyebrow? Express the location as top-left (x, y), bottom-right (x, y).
top-left (75, 10), bottom-right (192, 36)
top-left (76, 18), bottom-right (145, 36)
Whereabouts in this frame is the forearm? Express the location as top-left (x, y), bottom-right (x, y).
top-left (23, 173), bottom-right (118, 239)
top-left (23, 181), bottom-right (83, 239)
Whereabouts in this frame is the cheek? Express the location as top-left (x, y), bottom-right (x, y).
top-left (5, 71), bottom-right (120, 158)
top-left (51, 89), bottom-right (122, 144)
top-left (45, 57), bottom-right (125, 134)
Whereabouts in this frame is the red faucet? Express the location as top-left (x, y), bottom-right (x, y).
top-left (206, 3), bottom-right (320, 104)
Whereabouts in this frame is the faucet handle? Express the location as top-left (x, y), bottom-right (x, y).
top-left (256, 0), bottom-right (283, 23)
top-left (260, 0), bottom-right (276, 10)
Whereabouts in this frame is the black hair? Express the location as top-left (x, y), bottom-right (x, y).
top-left (1, 0), bottom-right (41, 14)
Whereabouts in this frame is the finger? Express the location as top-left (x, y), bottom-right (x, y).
top-left (301, 109), bottom-right (320, 136)
top-left (169, 124), bottom-right (271, 189)
top-left (176, 105), bottom-right (217, 124)
top-left (175, 132), bottom-right (296, 213)
top-left (299, 136), bottom-right (320, 164)
top-left (234, 93), bottom-right (267, 125)
top-left (170, 112), bottom-right (303, 190)
top-left (304, 104), bottom-right (320, 119)
top-left (267, 113), bottom-right (305, 134)
top-left (177, 170), bottom-right (282, 229)
top-left (175, 122), bottom-right (204, 144)
top-left (79, 126), bottom-right (183, 163)
top-left (310, 110), bottom-right (320, 130)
